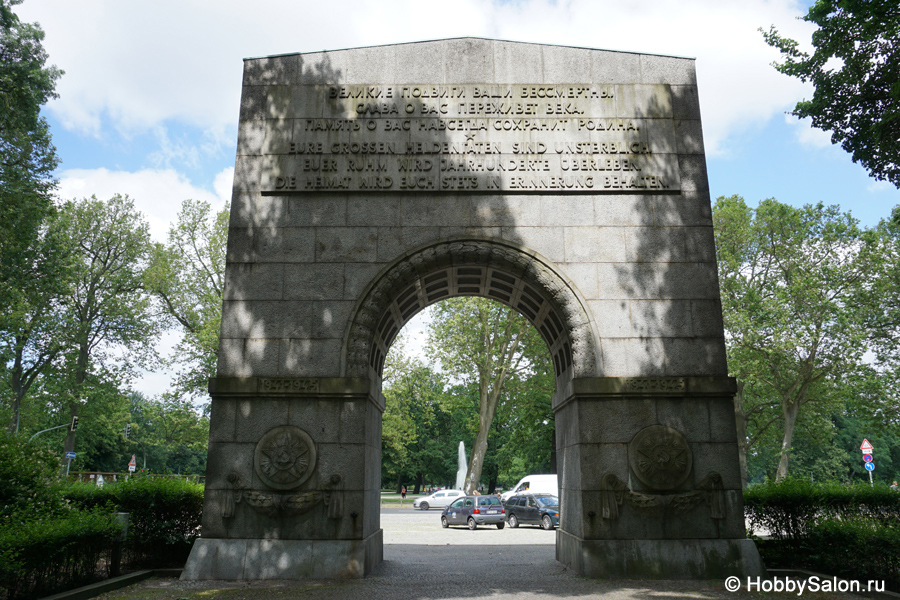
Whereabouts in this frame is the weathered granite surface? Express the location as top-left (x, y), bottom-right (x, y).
top-left (183, 38), bottom-right (761, 582)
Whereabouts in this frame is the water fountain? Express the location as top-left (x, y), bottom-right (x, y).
top-left (455, 441), bottom-right (466, 491)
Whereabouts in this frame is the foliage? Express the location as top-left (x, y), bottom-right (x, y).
top-left (53, 195), bottom-right (158, 458)
top-left (0, 216), bottom-right (71, 434)
top-left (64, 475), bottom-right (204, 568)
top-left (125, 392), bottom-right (209, 475)
top-left (802, 517), bottom-right (900, 591)
top-left (0, 508), bottom-right (122, 600)
top-left (746, 479), bottom-right (900, 591)
top-left (144, 199), bottom-right (228, 400)
top-left (744, 478), bottom-right (900, 540)
top-left (381, 348), bottom-right (450, 492)
top-left (713, 195), bottom-right (879, 481)
top-left (0, 0), bottom-right (67, 435)
top-left (0, 429), bottom-right (64, 519)
top-left (0, 0), bottom-right (62, 311)
top-left (763, 1), bottom-right (900, 187)
top-left (426, 297), bottom-right (553, 493)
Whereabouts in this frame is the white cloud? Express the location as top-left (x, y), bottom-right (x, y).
top-left (56, 167), bottom-right (232, 241)
top-left (18, 0), bottom-right (817, 156)
top-left (783, 113), bottom-right (835, 148)
top-left (867, 179), bottom-right (895, 193)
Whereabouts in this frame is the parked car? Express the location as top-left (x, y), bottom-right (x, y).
top-left (500, 474), bottom-right (558, 501)
top-left (441, 495), bottom-right (506, 529)
top-left (413, 489), bottom-right (464, 510)
top-left (504, 493), bottom-right (559, 530)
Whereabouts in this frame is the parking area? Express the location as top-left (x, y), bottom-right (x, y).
top-left (382, 506), bottom-right (556, 546)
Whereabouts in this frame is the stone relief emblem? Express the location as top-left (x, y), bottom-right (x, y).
top-left (223, 472), bottom-right (344, 519)
top-left (254, 426), bottom-right (317, 491)
top-left (628, 425), bottom-right (692, 491)
top-left (598, 425), bottom-right (726, 522)
top-left (599, 471), bottom-right (725, 521)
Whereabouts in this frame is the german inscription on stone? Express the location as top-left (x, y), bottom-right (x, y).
top-left (260, 84), bottom-right (681, 193)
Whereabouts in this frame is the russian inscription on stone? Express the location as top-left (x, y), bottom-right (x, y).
top-left (260, 84), bottom-right (682, 193)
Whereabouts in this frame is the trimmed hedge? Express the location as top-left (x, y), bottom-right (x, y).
top-left (64, 475), bottom-right (204, 568)
top-left (745, 479), bottom-right (900, 591)
top-left (744, 479), bottom-right (900, 538)
top-left (0, 508), bottom-right (122, 600)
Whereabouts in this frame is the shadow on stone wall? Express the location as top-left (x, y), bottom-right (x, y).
top-left (225, 47), bottom-right (593, 395)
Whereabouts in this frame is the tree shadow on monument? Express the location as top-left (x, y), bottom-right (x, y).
top-left (209, 40), bottom-right (750, 586)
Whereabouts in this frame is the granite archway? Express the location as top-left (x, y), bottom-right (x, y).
top-left (182, 38), bottom-right (765, 582)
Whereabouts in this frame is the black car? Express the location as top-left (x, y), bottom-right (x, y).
top-left (503, 493), bottom-right (559, 530)
top-left (441, 495), bottom-right (506, 529)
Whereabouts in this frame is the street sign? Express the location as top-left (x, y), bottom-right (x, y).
top-left (128, 454), bottom-right (136, 472)
top-left (65, 452), bottom-right (76, 459)
top-left (865, 462), bottom-right (875, 472)
top-left (863, 454), bottom-right (873, 463)
top-left (861, 439), bottom-right (874, 453)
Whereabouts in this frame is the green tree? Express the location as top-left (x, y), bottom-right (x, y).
top-left (0, 216), bottom-right (71, 434)
top-left (125, 392), bottom-right (208, 474)
top-left (381, 343), bottom-right (452, 493)
top-left (427, 297), bottom-right (551, 494)
top-left (54, 195), bottom-right (157, 461)
top-left (763, 2), bottom-right (900, 187)
top-left (144, 199), bottom-right (228, 399)
top-left (0, 0), bottom-right (62, 309)
top-left (492, 358), bottom-right (555, 486)
top-left (713, 195), bottom-right (878, 482)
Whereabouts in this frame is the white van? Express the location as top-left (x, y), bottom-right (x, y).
top-left (500, 474), bottom-right (558, 501)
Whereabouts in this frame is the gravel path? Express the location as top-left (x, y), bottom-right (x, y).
top-left (93, 509), bottom-right (868, 600)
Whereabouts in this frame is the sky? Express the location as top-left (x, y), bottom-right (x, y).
top-left (15, 0), bottom-right (900, 396)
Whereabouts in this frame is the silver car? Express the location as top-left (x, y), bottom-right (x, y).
top-left (441, 495), bottom-right (506, 529)
top-left (413, 489), bottom-right (464, 510)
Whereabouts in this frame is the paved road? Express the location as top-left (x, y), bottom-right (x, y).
top-left (95, 510), bottom-right (867, 600)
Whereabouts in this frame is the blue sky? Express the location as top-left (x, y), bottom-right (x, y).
top-left (15, 0), bottom-right (900, 393)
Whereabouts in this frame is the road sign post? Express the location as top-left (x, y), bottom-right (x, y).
top-left (861, 439), bottom-right (875, 486)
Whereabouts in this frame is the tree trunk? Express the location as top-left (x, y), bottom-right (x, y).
top-left (414, 472), bottom-right (423, 495)
top-left (733, 381), bottom-right (749, 488)
top-left (775, 397), bottom-right (801, 482)
top-left (465, 408), bottom-right (493, 494)
top-left (62, 342), bottom-right (90, 462)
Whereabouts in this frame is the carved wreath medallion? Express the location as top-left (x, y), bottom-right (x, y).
top-left (628, 425), bottom-right (692, 491)
top-left (254, 426), bottom-right (317, 491)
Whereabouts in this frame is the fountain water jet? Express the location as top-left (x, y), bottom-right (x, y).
top-left (455, 441), bottom-right (467, 491)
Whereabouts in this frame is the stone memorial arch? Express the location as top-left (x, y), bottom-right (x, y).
top-left (182, 38), bottom-right (764, 580)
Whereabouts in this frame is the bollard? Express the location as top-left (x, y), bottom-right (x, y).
top-left (110, 512), bottom-right (130, 577)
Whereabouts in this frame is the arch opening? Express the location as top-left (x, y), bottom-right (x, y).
top-left (343, 239), bottom-right (599, 398)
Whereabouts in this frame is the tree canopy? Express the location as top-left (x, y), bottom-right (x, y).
top-left (763, 1), bottom-right (900, 187)
top-left (144, 199), bottom-right (228, 400)
top-left (713, 195), bottom-right (880, 481)
top-left (0, 0), bottom-right (62, 306)
top-left (426, 297), bottom-right (553, 494)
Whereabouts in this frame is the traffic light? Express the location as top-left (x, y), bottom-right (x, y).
top-left (71, 416), bottom-right (79, 431)
top-left (124, 423), bottom-right (131, 438)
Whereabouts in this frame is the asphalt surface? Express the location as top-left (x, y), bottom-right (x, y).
top-left (93, 508), bottom-right (873, 600)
